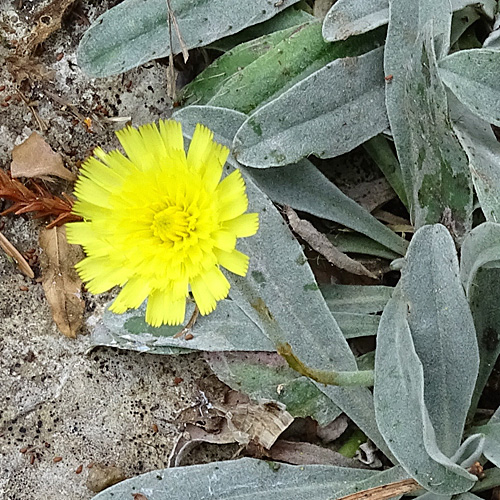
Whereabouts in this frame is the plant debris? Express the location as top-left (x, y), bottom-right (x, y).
top-left (11, 132), bottom-right (76, 181)
top-left (39, 226), bottom-right (84, 338)
top-left (285, 206), bottom-right (378, 279)
top-left (0, 168), bottom-right (79, 228)
top-left (0, 231), bottom-right (35, 278)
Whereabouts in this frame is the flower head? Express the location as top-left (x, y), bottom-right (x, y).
top-left (66, 120), bottom-right (258, 326)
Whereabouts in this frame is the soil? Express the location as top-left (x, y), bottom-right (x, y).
top-left (0, 1), bottom-right (217, 498)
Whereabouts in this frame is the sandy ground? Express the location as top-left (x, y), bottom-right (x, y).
top-left (0, 1), bottom-right (214, 498)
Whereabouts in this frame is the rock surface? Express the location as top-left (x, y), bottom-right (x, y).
top-left (0, 1), bottom-right (212, 498)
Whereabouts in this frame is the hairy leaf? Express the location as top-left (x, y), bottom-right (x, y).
top-left (374, 288), bottom-right (477, 494)
top-left (451, 95), bottom-right (500, 223)
top-left (399, 224), bottom-right (478, 456)
top-left (232, 47), bottom-right (387, 167)
top-left (78, 0), bottom-right (300, 77)
top-left (92, 458), bottom-right (407, 500)
top-left (208, 22), bottom-right (386, 114)
top-left (460, 222), bottom-right (500, 417)
top-left (322, 0), bottom-right (495, 43)
top-left (439, 49), bottom-right (500, 127)
top-left (385, 2), bottom-right (472, 237)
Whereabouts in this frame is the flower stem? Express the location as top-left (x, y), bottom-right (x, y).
top-left (277, 343), bottom-right (374, 387)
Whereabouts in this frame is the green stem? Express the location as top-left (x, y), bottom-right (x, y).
top-left (277, 343), bottom-right (374, 387)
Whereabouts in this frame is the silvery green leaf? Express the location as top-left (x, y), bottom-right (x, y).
top-left (92, 300), bottom-right (274, 353)
top-left (210, 6), bottom-right (314, 52)
top-left (320, 284), bottom-right (391, 339)
top-left (385, 6), bottom-right (472, 236)
top-left (439, 49), bottom-right (500, 127)
top-left (208, 23), bottom-right (386, 115)
top-left (322, 0), bottom-right (494, 43)
top-left (77, 0), bottom-right (300, 77)
top-left (322, 0), bottom-right (389, 42)
top-left (175, 106), bottom-right (408, 256)
top-left (468, 422), bottom-right (500, 468)
top-left (247, 160), bottom-right (408, 256)
top-left (320, 284), bottom-right (392, 313)
top-left (232, 47), bottom-right (388, 168)
top-left (334, 313), bottom-right (380, 339)
top-left (327, 232), bottom-right (401, 260)
top-left (174, 105), bottom-right (390, 456)
top-left (450, 95), bottom-right (500, 223)
top-left (205, 352), bottom-right (342, 425)
top-left (460, 222), bottom-right (500, 416)
top-left (455, 495), bottom-right (485, 500)
top-left (91, 458), bottom-right (407, 500)
top-left (450, 434), bottom-right (485, 468)
top-left (399, 225), bottom-right (478, 457)
top-left (374, 289), bottom-right (477, 494)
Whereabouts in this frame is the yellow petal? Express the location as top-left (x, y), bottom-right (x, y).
top-left (187, 124), bottom-right (214, 170)
top-left (214, 248), bottom-right (249, 276)
top-left (110, 277), bottom-right (151, 313)
top-left (222, 213), bottom-right (259, 238)
top-left (159, 120), bottom-right (184, 153)
top-left (212, 230), bottom-right (237, 252)
top-left (200, 267), bottom-right (230, 301)
top-left (76, 256), bottom-right (129, 293)
top-left (146, 289), bottom-right (186, 326)
top-left (216, 170), bottom-right (248, 220)
top-left (190, 274), bottom-right (217, 315)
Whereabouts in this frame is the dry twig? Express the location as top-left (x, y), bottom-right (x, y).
top-left (0, 231), bottom-right (35, 278)
top-left (337, 478), bottom-right (421, 500)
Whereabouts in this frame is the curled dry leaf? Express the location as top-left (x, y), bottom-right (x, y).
top-left (215, 395), bottom-right (294, 449)
top-left (285, 206), bottom-right (378, 279)
top-left (11, 132), bottom-right (76, 181)
top-left (168, 422), bottom-right (241, 467)
top-left (39, 226), bottom-right (84, 338)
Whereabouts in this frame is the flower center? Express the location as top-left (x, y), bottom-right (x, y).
top-left (152, 206), bottom-right (197, 242)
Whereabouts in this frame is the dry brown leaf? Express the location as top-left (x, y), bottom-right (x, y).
top-left (11, 132), bottom-right (75, 181)
top-left (267, 440), bottom-right (366, 468)
top-left (39, 226), bottom-right (84, 338)
top-left (168, 422), bottom-right (241, 467)
top-left (285, 206), bottom-right (378, 279)
top-left (317, 414), bottom-right (349, 443)
top-left (217, 394), bottom-right (294, 449)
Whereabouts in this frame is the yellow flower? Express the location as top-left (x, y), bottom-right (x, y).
top-left (66, 120), bottom-right (259, 327)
